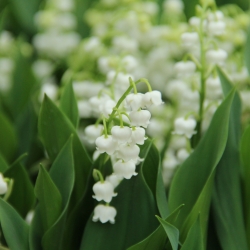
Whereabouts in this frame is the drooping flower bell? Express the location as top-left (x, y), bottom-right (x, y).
top-left (142, 90), bottom-right (163, 107)
top-left (126, 93), bottom-right (144, 111)
top-left (92, 204), bottom-right (117, 224)
top-left (95, 135), bottom-right (117, 155)
top-left (85, 124), bottom-right (104, 143)
top-left (111, 126), bottom-right (132, 143)
top-left (113, 159), bottom-right (138, 179)
top-left (92, 180), bottom-right (117, 203)
top-left (172, 117), bottom-right (197, 138)
top-left (130, 127), bottom-right (146, 145)
top-left (129, 110), bottom-right (151, 128)
top-left (0, 174), bottom-right (7, 195)
top-left (117, 143), bottom-right (140, 162)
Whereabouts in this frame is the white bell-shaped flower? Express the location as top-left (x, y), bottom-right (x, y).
top-left (126, 93), bottom-right (144, 111)
top-left (0, 174), bottom-right (7, 195)
top-left (177, 148), bottom-right (190, 163)
top-left (95, 135), bottom-right (117, 155)
top-left (85, 124), bottom-right (104, 143)
top-left (105, 174), bottom-right (123, 188)
top-left (206, 49), bottom-right (227, 66)
top-left (129, 110), bottom-right (151, 128)
top-left (142, 90), bottom-right (163, 107)
top-left (89, 95), bottom-right (109, 115)
top-left (111, 126), bottom-right (132, 143)
top-left (207, 21), bottom-right (226, 36)
top-left (174, 61), bottom-right (196, 77)
top-left (92, 180), bottom-right (117, 203)
top-left (206, 76), bottom-right (222, 99)
top-left (93, 204), bottom-right (117, 224)
top-left (100, 99), bottom-right (116, 118)
top-left (117, 143), bottom-right (140, 161)
top-left (181, 32), bottom-right (199, 48)
top-left (172, 117), bottom-right (197, 138)
top-left (130, 127), bottom-right (146, 145)
top-left (113, 159), bottom-right (138, 179)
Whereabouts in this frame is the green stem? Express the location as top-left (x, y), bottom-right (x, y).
top-left (103, 117), bottom-right (108, 138)
top-left (93, 169), bottom-right (104, 183)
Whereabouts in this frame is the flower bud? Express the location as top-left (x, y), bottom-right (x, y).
top-left (0, 174), bottom-right (7, 195)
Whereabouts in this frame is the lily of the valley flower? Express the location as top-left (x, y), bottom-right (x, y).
top-left (95, 135), bottom-right (117, 155)
top-left (0, 174), bottom-right (7, 195)
top-left (85, 124), bottom-right (104, 143)
top-left (113, 159), bottom-right (137, 179)
top-left (92, 180), bottom-right (117, 203)
top-left (92, 204), bottom-right (117, 224)
top-left (142, 90), bottom-right (163, 107)
top-left (111, 126), bottom-right (132, 143)
top-left (172, 117), bottom-right (197, 138)
top-left (129, 110), bottom-right (151, 128)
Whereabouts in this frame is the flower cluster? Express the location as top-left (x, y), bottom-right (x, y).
top-left (87, 78), bottom-right (163, 224)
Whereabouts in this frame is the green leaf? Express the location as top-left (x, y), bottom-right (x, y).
top-left (128, 204), bottom-right (184, 250)
top-left (0, 198), bottom-right (29, 250)
top-left (8, 51), bottom-right (37, 119)
top-left (181, 215), bottom-right (204, 250)
top-left (241, 125), bottom-right (250, 248)
top-left (80, 166), bottom-right (159, 249)
top-left (0, 112), bottom-right (17, 162)
top-left (30, 136), bottom-right (75, 250)
top-left (140, 140), bottom-right (169, 218)
top-left (34, 165), bottom-right (62, 233)
top-left (245, 27), bottom-right (250, 76)
top-left (182, 0), bottom-right (198, 19)
top-left (210, 68), bottom-right (249, 249)
top-left (0, 153), bottom-right (9, 172)
top-left (39, 95), bottom-right (92, 202)
top-left (9, 0), bottom-right (39, 35)
top-left (4, 162), bottom-right (35, 218)
top-left (168, 89), bottom-right (235, 244)
top-left (59, 82), bottom-right (79, 128)
top-left (156, 216), bottom-right (179, 250)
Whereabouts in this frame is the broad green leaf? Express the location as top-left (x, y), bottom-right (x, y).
top-left (59, 82), bottom-right (79, 128)
top-left (181, 215), bottom-right (204, 250)
top-left (4, 162), bottom-right (35, 218)
top-left (30, 136), bottom-right (74, 250)
top-left (140, 140), bottom-right (169, 218)
top-left (156, 216), bottom-right (179, 250)
top-left (39, 95), bottom-right (92, 202)
top-left (41, 136), bottom-right (75, 250)
top-left (80, 166), bottom-right (159, 249)
top-left (0, 112), bottom-right (17, 162)
top-left (9, 0), bottom-right (39, 35)
top-left (8, 51), bottom-right (37, 119)
top-left (128, 204), bottom-right (184, 250)
top-left (211, 68), bottom-right (249, 249)
top-left (34, 166), bottom-right (62, 233)
top-left (168, 89), bottom-right (235, 242)
top-left (241, 125), bottom-right (250, 248)
top-left (0, 198), bottom-right (29, 250)
top-left (0, 153), bottom-right (8, 172)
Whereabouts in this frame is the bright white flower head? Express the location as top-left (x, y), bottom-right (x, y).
top-left (95, 135), bottom-right (117, 155)
top-left (126, 93), bottom-right (144, 111)
top-left (93, 204), bottom-right (117, 224)
top-left (205, 49), bottom-right (227, 66)
top-left (173, 117), bottom-right (197, 138)
top-left (142, 90), bottom-right (163, 107)
top-left (0, 174), bottom-right (7, 195)
top-left (92, 180), bottom-right (117, 203)
top-left (130, 127), bottom-right (146, 145)
top-left (129, 110), bottom-right (151, 128)
top-left (181, 32), bottom-right (199, 48)
top-left (174, 61), bottom-right (196, 77)
top-left (121, 55), bottom-right (138, 72)
top-left (117, 143), bottom-right (140, 162)
top-left (111, 126), bottom-right (132, 143)
top-left (177, 148), bottom-right (190, 163)
top-left (85, 125), bottom-right (104, 143)
top-left (99, 99), bottom-right (116, 118)
top-left (113, 159), bottom-right (137, 179)
top-left (89, 95), bottom-right (109, 115)
top-left (105, 174), bottom-right (123, 188)
top-left (207, 21), bottom-right (226, 36)
top-left (206, 76), bottom-right (222, 99)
